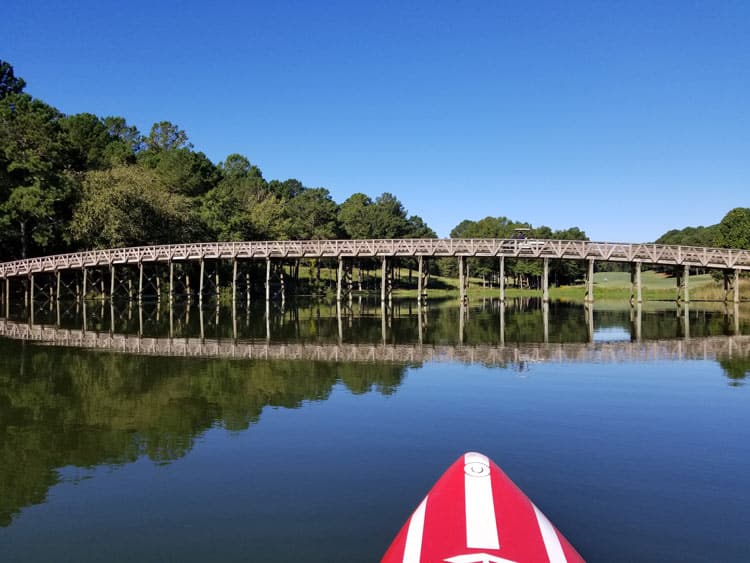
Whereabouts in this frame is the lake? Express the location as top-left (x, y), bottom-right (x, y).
top-left (1, 297), bottom-right (749, 562)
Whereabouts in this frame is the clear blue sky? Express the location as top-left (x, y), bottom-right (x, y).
top-left (3, 0), bottom-right (748, 242)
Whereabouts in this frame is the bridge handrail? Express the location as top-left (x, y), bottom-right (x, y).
top-left (1, 238), bottom-right (749, 278)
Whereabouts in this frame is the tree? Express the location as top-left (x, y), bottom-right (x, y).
top-left (220, 153), bottom-right (262, 180)
top-left (269, 178), bottom-right (305, 200)
top-left (60, 113), bottom-right (114, 171)
top-left (139, 147), bottom-right (220, 197)
top-left (0, 60), bottom-right (26, 99)
top-left (373, 192), bottom-right (409, 238)
top-left (199, 158), bottom-right (291, 241)
top-left (286, 187), bottom-right (340, 239)
top-left (145, 121), bottom-right (191, 152)
top-left (339, 193), bottom-right (377, 239)
top-left (101, 116), bottom-right (143, 164)
top-left (0, 92), bottom-right (73, 258)
top-left (656, 225), bottom-right (718, 247)
top-left (71, 165), bottom-right (193, 248)
top-left (717, 208), bottom-right (750, 249)
top-left (405, 215), bottom-right (437, 238)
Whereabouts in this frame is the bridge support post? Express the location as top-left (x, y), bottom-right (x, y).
top-left (232, 257), bottom-right (237, 303)
top-left (215, 265), bottom-right (220, 299)
top-left (169, 261), bottom-right (174, 302)
top-left (30, 274), bottom-right (35, 303)
top-left (56, 270), bottom-right (61, 301)
top-left (682, 265), bottom-right (690, 303)
top-left (266, 258), bottom-right (271, 302)
top-left (734, 269), bottom-right (740, 304)
top-left (110, 265), bottom-right (115, 301)
top-left (542, 258), bottom-right (549, 303)
top-left (417, 256), bottom-right (423, 303)
top-left (82, 267), bottom-right (88, 302)
top-left (585, 259), bottom-right (595, 303)
top-left (5, 278), bottom-right (9, 314)
top-left (337, 257), bottom-right (344, 302)
top-left (498, 256), bottom-right (505, 302)
top-left (138, 262), bottom-right (143, 303)
top-left (245, 271), bottom-right (251, 307)
top-left (381, 257), bottom-right (386, 303)
top-left (630, 262), bottom-right (642, 305)
top-left (724, 270), bottom-right (731, 302)
top-left (199, 258), bottom-right (205, 304)
top-left (458, 256), bottom-right (468, 304)
top-left (381, 257), bottom-right (392, 304)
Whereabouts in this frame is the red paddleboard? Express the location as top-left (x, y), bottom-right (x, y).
top-left (382, 452), bottom-right (585, 563)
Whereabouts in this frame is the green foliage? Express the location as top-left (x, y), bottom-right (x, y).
top-left (339, 193), bottom-right (377, 238)
top-left (0, 92), bottom-right (76, 258)
top-left (145, 121), bottom-right (191, 151)
top-left (656, 225), bottom-right (719, 247)
top-left (71, 165), bottom-right (193, 248)
top-left (0, 60), bottom-right (26, 98)
top-left (0, 338), bottom-right (407, 525)
top-left (338, 192), bottom-right (416, 239)
top-left (60, 113), bottom-right (120, 171)
top-left (286, 187), bottom-right (340, 239)
top-left (446, 216), bottom-right (588, 285)
top-left (717, 208), bottom-right (750, 249)
top-left (139, 146), bottom-right (220, 197)
top-left (199, 154), bottom-right (291, 240)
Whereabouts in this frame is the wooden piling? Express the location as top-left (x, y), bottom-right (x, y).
top-left (232, 257), bottom-right (237, 303)
top-left (110, 265), bottom-right (115, 300)
top-left (138, 262), bottom-right (143, 303)
top-left (585, 259), bottom-right (595, 303)
top-left (199, 258), bottom-right (205, 304)
top-left (266, 258), bottom-right (271, 302)
top-left (417, 256), bottom-right (423, 303)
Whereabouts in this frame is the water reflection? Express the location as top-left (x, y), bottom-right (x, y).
top-left (1, 297), bottom-right (749, 548)
top-left (2, 296), bottom-right (748, 348)
top-left (0, 339), bottom-right (409, 527)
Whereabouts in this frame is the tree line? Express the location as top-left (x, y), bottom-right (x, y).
top-left (2, 59), bottom-right (746, 288)
top-left (0, 61), bottom-right (434, 262)
top-left (656, 208), bottom-right (750, 250)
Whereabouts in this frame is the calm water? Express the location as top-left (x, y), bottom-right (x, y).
top-left (1, 297), bottom-right (750, 562)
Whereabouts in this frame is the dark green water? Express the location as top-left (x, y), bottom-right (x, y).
top-left (1, 298), bottom-right (749, 562)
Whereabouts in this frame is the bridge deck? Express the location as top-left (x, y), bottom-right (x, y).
top-left (1, 239), bottom-right (749, 278)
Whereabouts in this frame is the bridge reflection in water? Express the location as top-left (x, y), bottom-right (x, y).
top-left (1, 297), bottom-right (748, 366)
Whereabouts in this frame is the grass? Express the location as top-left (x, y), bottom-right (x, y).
top-left (390, 270), bottom-right (746, 302)
top-left (227, 262), bottom-right (747, 303)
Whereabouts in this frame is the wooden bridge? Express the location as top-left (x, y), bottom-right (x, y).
top-left (1, 317), bottom-right (748, 366)
top-left (1, 238), bottom-right (748, 305)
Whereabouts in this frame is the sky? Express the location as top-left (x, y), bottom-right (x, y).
top-left (2, 0), bottom-right (748, 242)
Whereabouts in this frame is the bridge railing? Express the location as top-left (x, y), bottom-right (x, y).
top-left (1, 239), bottom-right (749, 278)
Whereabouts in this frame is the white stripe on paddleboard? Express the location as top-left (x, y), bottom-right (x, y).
top-left (464, 452), bottom-right (500, 550)
top-left (532, 504), bottom-right (567, 563)
top-left (402, 496), bottom-right (428, 563)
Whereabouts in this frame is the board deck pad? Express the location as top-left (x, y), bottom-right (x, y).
top-left (382, 452), bottom-right (585, 563)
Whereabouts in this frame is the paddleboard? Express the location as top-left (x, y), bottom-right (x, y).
top-left (382, 452), bottom-right (585, 562)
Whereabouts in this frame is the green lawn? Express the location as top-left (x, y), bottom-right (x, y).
top-left (592, 270), bottom-right (714, 289)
